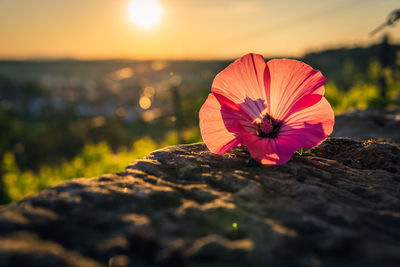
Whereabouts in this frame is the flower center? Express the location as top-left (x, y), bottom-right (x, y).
top-left (256, 114), bottom-right (281, 138)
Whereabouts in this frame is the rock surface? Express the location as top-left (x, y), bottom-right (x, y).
top-left (331, 107), bottom-right (400, 141)
top-left (1, 137), bottom-right (400, 267)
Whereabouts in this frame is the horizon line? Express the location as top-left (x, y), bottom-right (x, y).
top-left (0, 41), bottom-right (397, 62)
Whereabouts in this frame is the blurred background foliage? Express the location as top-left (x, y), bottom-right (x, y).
top-left (0, 41), bottom-right (399, 204)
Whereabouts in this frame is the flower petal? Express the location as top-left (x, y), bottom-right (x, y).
top-left (212, 53), bottom-right (268, 121)
top-left (200, 55), bottom-right (335, 166)
top-left (238, 128), bottom-right (290, 165)
top-left (278, 97), bottom-right (334, 150)
top-left (266, 59), bottom-right (326, 120)
top-left (199, 93), bottom-right (244, 154)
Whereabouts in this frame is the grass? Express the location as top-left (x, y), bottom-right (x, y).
top-left (3, 136), bottom-right (161, 201)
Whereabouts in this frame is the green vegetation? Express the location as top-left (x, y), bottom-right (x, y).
top-left (2, 129), bottom-right (202, 202)
top-left (325, 81), bottom-right (400, 113)
top-left (324, 58), bottom-right (400, 113)
top-left (2, 136), bottom-right (168, 201)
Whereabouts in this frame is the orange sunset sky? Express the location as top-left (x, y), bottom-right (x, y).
top-left (0, 0), bottom-right (399, 60)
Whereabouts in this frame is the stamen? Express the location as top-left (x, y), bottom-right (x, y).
top-left (256, 114), bottom-right (281, 138)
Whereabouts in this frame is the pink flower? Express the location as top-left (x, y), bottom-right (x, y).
top-left (199, 53), bottom-right (334, 165)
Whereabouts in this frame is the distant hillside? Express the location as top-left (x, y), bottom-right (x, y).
top-left (0, 43), bottom-right (399, 91)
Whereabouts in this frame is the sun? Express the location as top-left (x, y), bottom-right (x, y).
top-left (128, 0), bottom-right (162, 29)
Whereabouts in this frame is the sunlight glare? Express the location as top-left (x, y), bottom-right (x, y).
top-left (128, 0), bottom-right (162, 29)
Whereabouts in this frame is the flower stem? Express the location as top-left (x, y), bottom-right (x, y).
top-left (296, 148), bottom-right (303, 156)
